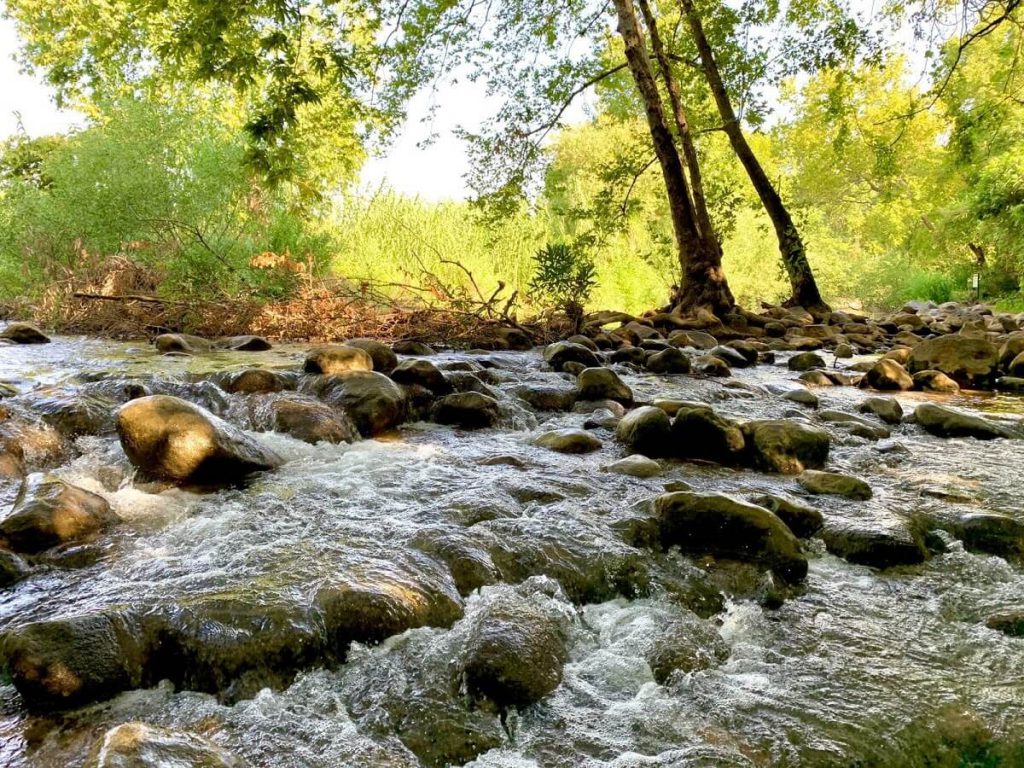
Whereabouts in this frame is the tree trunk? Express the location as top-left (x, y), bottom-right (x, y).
top-left (612, 0), bottom-right (734, 314)
top-left (679, 0), bottom-right (829, 314)
top-left (636, 0), bottom-right (719, 257)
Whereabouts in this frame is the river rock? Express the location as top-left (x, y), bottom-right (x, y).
top-left (432, 392), bottom-right (500, 429)
top-left (671, 406), bottom-right (745, 465)
top-left (834, 343), bottom-right (854, 358)
top-left (2, 610), bottom-right (149, 710)
top-left (912, 369), bottom-right (960, 393)
top-left (603, 454), bottom-right (661, 478)
top-left (950, 512), bottom-right (1024, 559)
top-left (154, 333), bottom-right (213, 354)
top-left (511, 384), bottom-right (577, 411)
top-left (460, 583), bottom-right (572, 708)
top-left (0, 323), bottom-right (49, 344)
top-left (652, 492), bottom-right (807, 584)
top-left (741, 420), bottom-right (830, 474)
top-left (610, 346), bottom-right (647, 365)
top-left (646, 347), bottom-right (691, 374)
top-left (390, 359), bottom-right (451, 395)
top-left (865, 359), bottom-right (914, 391)
top-left (857, 396), bottom-right (903, 425)
top-left (616, 406), bottom-right (672, 457)
top-left (913, 403), bottom-right (1010, 440)
top-left (788, 352), bottom-right (826, 371)
top-left (535, 428), bottom-right (602, 454)
top-left (0, 549), bottom-right (29, 587)
top-left (0, 474), bottom-right (118, 553)
top-left (304, 345), bottom-right (374, 374)
top-left (254, 394), bottom-right (359, 444)
top-left (220, 368), bottom-right (293, 394)
top-left (576, 367), bottom-right (633, 403)
top-left (749, 494), bottom-right (823, 538)
top-left (997, 331), bottom-right (1024, 370)
top-left (309, 372), bottom-right (408, 436)
top-left (710, 345), bottom-right (750, 368)
top-left (693, 354), bottom-right (731, 376)
top-left (220, 334), bottom-right (272, 351)
top-left (27, 390), bottom-right (116, 437)
top-left (986, 611), bottom-right (1024, 637)
top-left (344, 338), bottom-right (398, 373)
top-left (544, 341), bottom-right (600, 371)
top-left (997, 376), bottom-right (1024, 393)
top-left (116, 395), bottom-right (284, 482)
top-left (84, 722), bottom-right (244, 768)
top-left (1005, 352), bottom-right (1024, 377)
top-left (907, 334), bottom-right (999, 387)
top-left (816, 409), bottom-right (891, 440)
top-left (393, 340), bottom-right (436, 355)
top-left (797, 469), bottom-right (873, 500)
top-left (820, 518), bottom-right (927, 567)
top-left (799, 370), bottom-right (835, 387)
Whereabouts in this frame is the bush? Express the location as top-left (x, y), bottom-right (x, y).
top-left (529, 243), bottom-right (598, 331)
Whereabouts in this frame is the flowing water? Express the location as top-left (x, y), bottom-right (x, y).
top-left (1, 334), bottom-right (1023, 767)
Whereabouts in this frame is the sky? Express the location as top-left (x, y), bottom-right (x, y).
top-left (0, 16), bottom-right (495, 201)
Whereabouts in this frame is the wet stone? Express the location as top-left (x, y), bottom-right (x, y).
top-left (865, 359), bottom-right (914, 391)
top-left (616, 406), bottom-right (672, 457)
top-left (393, 340), bottom-right (436, 355)
top-left (912, 369), bottom-right (960, 393)
top-left (797, 469), bottom-right (873, 500)
top-left (788, 352), bottom-right (826, 371)
top-left (604, 454), bottom-right (661, 478)
top-left (576, 367), bottom-right (633, 403)
top-left (154, 333), bottom-right (214, 354)
top-left (671, 406), bottom-right (746, 465)
top-left (345, 338), bottom-right (398, 373)
top-left (252, 393), bottom-right (359, 444)
top-left (304, 344), bottom-right (374, 374)
top-left (219, 368), bottom-right (293, 394)
top-left (543, 341), bottom-right (600, 371)
top-left (0, 322), bottom-right (50, 344)
top-left (0, 548), bottom-right (30, 587)
top-left (749, 494), bottom-right (824, 538)
top-left (535, 428), bottom-right (602, 454)
top-left (913, 403), bottom-right (1011, 440)
top-left (646, 347), bottom-right (692, 374)
top-left (0, 474), bottom-right (118, 553)
top-left (820, 517), bottom-right (927, 568)
top-left (432, 392), bottom-right (500, 429)
top-left (741, 419), bottom-right (830, 474)
top-left (306, 372), bottom-right (407, 436)
top-left (858, 396), bottom-right (904, 425)
top-left (84, 722), bottom-right (244, 768)
top-left (908, 334), bottom-right (999, 387)
top-left (391, 359), bottom-right (451, 395)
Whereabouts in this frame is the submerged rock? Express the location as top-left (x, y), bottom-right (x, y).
top-left (116, 395), bottom-right (283, 483)
top-left (913, 403), bottom-right (1010, 440)
top-left (84, 722), bottom-right (244, 768)
top-left (304, 345), bottom-right (374, 374)
top-left (797, 469), bottom-right (873, 500)
top-left (0, 322), bottom-right (50, 344)
top-left (0, 548), bottom-right (30, 587)
top-left (652, 491), bottom-right (808, 584)
top-left (535, 428), bottom-right (602, 454)
top-left (820, 518), bottom-right (927, 568)
top-left (0, 474), bottom-right (118, 553)
top-left (741, 419), bottom-right (830, 474)
top-left (220, 334), bottom-right (271, 352)
top-left (219, 368), bottom-right (293, 395)
top-left (253, 393), bottom-right (359, 444)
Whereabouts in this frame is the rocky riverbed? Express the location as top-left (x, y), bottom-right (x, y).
top-left (1, 301), bottom-right (1024, 767)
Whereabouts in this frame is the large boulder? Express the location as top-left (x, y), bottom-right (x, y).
top-left (907, 334), bottom-right (999, 387)
top-left (116, 395), bottom-right (284, 483)
top-left (432, 392), bottom-right (500, 429)
top-left (460, 584), bottom-right (572, 708)
top-left (576, 367), bottom-right (633, 404)
top-left (913, 403), bottom-right (1011, 440)
top-left (0, 322), bottom-right (49, 344)
top-left (652, 492), bottom-right (807, 584)
top-left (671, 406), bottom-right (745, 465)
top-left (615, 406), bottom-right (672, 457)
top-left (344, 338), bottom-right (398, 373)
top-left (865, 359), bottom-right (914, 391)
top-left (0, 474), bottom-right (118, 553)
top-left (309, 372), bottom-right (408, 436)
top-left (303, 345), bottom-right (374, 374)
top-left (741, 420), bottom-right (830, 474)
top-left (84, 722), bottom-right (244, 768)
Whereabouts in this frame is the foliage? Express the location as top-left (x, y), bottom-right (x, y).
top-left (529, 243), bottom-right (598, 329)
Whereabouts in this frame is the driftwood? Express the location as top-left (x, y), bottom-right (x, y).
top-left (72, 292), bottom-right (181, 305)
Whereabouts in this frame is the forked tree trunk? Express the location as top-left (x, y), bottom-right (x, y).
top-left (636, 0), bottom-right (719, 257)
top-left (612, 0), bottom-right (734, 314)
top-left (679, 0), bottom-right (829, 314)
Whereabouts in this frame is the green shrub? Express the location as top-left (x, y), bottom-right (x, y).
top-left (529, 243), bottom-right (598, 331)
